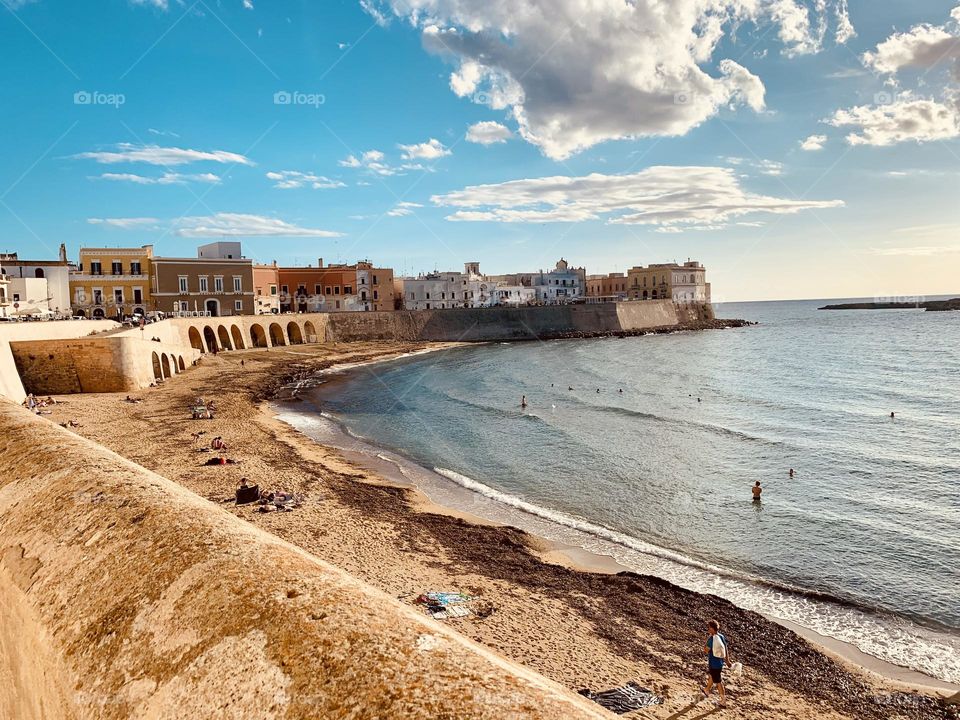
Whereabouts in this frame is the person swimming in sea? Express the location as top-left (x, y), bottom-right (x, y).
top-left (521, 395), bottom-right (528, 409)
top-left (789, 468), bottom-right (794, 478)
top-left (752, 481), bottom-right (762, 501)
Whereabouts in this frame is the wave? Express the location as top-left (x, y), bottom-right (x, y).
top-left (431, 467), bottom-right (864, 608)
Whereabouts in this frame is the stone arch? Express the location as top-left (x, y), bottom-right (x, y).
top-left (231, 324), bottom-right (245, 350)
top-left (303, 320), bottom-right (317, 343)
top-left (188, 326), bottom-right (204, 352)
top-left (178, 356), bottom-right (186, 372)
top-left (217, 325), bottom-right (232, 350)
top-left (269, 322), bottom-right (287, 346)
top-left (203, 326), bottom-right (218, 353)
top-left (250, 323), bottom-right (268, 348)
top-left (151, 352), bottom-right (162, 380)
top-left (161, 354), bottom-right (172, 378)
top-left (93, 308), bottom-right (105, 319)
top-left (287, 321), bottom-right (304, 344)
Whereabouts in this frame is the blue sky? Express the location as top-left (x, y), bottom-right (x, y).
top-left (1, 0), bottom-right (958, 301)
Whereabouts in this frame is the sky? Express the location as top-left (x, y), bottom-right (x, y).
top-left (1, 0), bottom-right (958, 302)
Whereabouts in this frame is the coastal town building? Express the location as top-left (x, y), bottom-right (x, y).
top-left (487, 259), bottom-right (587, 304)
top-left (0, 259), bottom-right (9, 318)
top-left (586, 272), bottom-right (629, 301)
top-left (70, 244), bottom-right (154, 318)
top-left (253, 262), bottom-right (280, 315)
top-left (277, 260), bottom-right (395, 313)
top-left (0, 245), bottom-right (72, 318)
top-left (397, 262), bottom-right (496, 310)
top-left (151, 246), bottom-right (255, 317)
top-left (626, 261), bottom-right (710, 303)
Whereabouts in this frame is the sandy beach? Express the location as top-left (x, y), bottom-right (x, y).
top-left (39, 341), bottom-right (956, 720)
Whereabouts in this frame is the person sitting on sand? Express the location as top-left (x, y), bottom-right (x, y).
top-left (702, 619), bottom-right (729, 706)
top-left (211, 436), bottom-right (227, 451)
top-left (752, 481), bottom-right (762, 501)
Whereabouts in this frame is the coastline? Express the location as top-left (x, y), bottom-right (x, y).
top-left (268, 349), bottom-right (959, 696)
top-left (41, 341), bottom-right (956, 720)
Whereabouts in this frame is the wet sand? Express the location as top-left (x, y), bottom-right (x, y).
top-left (41, 341), bottom-right (955, 720)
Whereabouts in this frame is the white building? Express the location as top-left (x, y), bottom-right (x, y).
top-left (398, 263), bottom-right (494, 310)
top-left (197, 241), bottom-right (243, 260)
top-left (488, 259), bottom-right (586, 305)
top-left (0, 260), bottom-right (10, 318)
top-left (0, 245), bottom-right (72, 317)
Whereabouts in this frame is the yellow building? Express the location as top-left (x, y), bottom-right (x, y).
top-left (626, 261), bottom-right (710, 303)
top-left (71, 245), bottom-right (154, 319)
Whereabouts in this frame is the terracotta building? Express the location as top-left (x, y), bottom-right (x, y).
top-left (276, 259), bottom-right (395, 313)
top-left (253, 262), bottom-right (280, 315)
top-left (585, 272), bottom-right (628, 300)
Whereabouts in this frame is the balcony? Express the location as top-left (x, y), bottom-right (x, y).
top-left (72, 273), bottom-right (147, 281)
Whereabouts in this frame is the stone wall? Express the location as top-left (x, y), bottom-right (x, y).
top-left (0, 402), bottom-right (609, 720)
top-left (0, 321), bottom-right (120, 403)
top-left (10, 337), bottom-right (196, 395)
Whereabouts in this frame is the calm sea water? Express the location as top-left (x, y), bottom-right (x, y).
top-left (293, 299), bottom-right (960, 682)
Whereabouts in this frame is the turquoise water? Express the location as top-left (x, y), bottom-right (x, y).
top-left (301, 299), bottom-right (960, 682)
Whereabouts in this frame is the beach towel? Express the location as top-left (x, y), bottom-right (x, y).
top-left (578, 682), bottom-right (663, 714)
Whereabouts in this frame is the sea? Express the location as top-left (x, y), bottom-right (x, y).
top-left (275, 298), bottom-right (960, 684)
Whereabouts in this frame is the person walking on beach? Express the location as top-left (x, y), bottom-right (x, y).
top-left (702, 619), bottom-right (728, 706)
top-left (752, 481), bottom-right (762, 501)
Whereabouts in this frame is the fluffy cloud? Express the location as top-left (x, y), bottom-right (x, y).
top-left (365, 0), bottom-right (854, 159)
top-left (92, 172), bottom-right (221, 185)
top-left (398, 138), bottom-right (451, 160)
top-left (339, 149), bottom-right (397, 176)
top-left (466, 121), bottom-right (513, 145)
top-left (266, 171), bottom-right (345, 189)
top-left (800, 134), bottom-right (827, 151)
top-left (827, 98), bottom-right (960, 146)
top-left (431, 167), bottom-right (843, 227)
top-left (387, 201), bottom-right (423, 217)
top-left (174, 213), bottom-right (343, 238)
top-left (73, 143), bottom-right (253, 166)
top-left (862, 8), bottom-right (960, 77)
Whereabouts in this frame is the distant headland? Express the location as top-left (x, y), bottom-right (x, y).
top-left (819, 298), bottom-right (960, 311)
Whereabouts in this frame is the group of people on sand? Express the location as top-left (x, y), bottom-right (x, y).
top-left (191, 397), bottom-right (217, 420)
top-left (23, 394), bottom-right (58, 414)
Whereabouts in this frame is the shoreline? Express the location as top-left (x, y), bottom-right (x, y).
top-left (267, 351), bottom-right (958, 696)
top-left (42, 341), bottom-right (956, 720)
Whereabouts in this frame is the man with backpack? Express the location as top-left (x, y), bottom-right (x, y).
top-left (702, 619), bottom-right (729, 706)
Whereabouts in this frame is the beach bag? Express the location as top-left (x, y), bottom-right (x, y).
top-left (712, 634), bottom-right (727, 660)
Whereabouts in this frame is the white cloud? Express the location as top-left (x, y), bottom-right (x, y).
top-left (862, 8), bottom-right (960, 77)
top-left (398, 138), bottom-right (451, 160)
top-left (92, 172), bottom-right (221, 185)
top-left (87, 217), bottom-right (160, 229)
top-left (147, 128), bottom-right (180, 138)
top-left (339, 149), bottom-right (397, 175)
top-left (387, 201), bottom-right (424, 217)
top-left (800, 134), bottom-right (828, 151)
top-left (721, 156), bottom-right (784, 175)
top-left (73, 143), bottom-right (253, 166)
top-left (431, 167), bottom-right (843, 227)
top-left (359, 0), bottom-right (388, 26)
top-left (265, 171), bottom-right (346, 190)
top-left (368, 0), bottom-right (853, 160)
top-left (129, 0), bottom-right (171, 9)
top-left (827, 98), bottom-right (960, 146)
top-left (243, 0), bottom-right (253, 8)
top-left (834, 0), bottom-right (856, 44)
top-left (869, 245), bottom-right (960, 257)
top-left (175, 213), bottom-right (343, 238)
top-left (466, 121), bottom-right (513, 145)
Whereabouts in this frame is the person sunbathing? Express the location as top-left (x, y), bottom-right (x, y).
top-left (210, 436), bottom-right (228, 451)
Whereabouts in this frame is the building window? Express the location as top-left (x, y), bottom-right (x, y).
top-left (235, 300), bottom-right (243, 312)
top-left (130, 261), bottom-right (141, 275)
top-left (13, 293), bottom-right (20, 302)
top-left (112, 261), bottom-right (122, 275)
top-left (114, 289), bottom-right (123, 304)
top-left (426, 303), bottom-right (430, 309)
top-left (325, 286), bottom-right (332, 295)
top-left (344, 285), bottom-right (352, 294)
top-left (281, 285), bottom-right (288, 295)
top-left (314, 284), bottom-right (322, 295)
top-left (334, 286), bottom-right (340, 295)
top-left (372, 275), bottom-right (378, 285)
top-left (199, 277), bottom-right (209, 292)
top-left (214, 277), bottom-right (224, 293)
top-left (180, 301), bottom-right (189, 312)
top-left (233, 277), bottom-right (242, 292)
top-left (133, 288), bottom-right (143, 304)
top-left (35, 268), bottom-right (45, 279)
top-left (270, 285), bottom-right (277, 295)
top-left (93, 289), bottom-right (103, 304)
top-left (426, 292), bottom-right (431, 300)
top-left (90, 261), bottom-right (102, 276)
top-left (373, 290), bottom-right (379, 300)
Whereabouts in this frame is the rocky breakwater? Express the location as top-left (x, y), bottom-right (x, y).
top-left (0, 400), bottom-right (611, 720)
